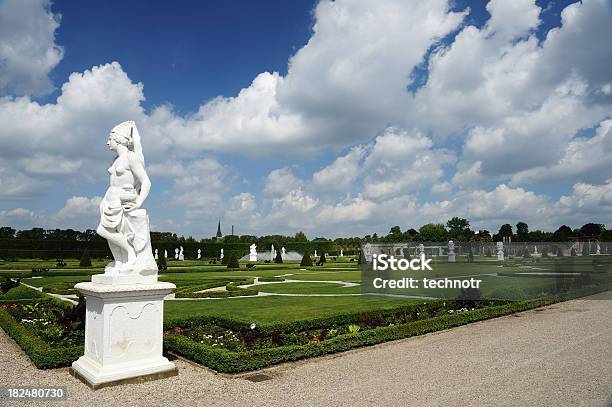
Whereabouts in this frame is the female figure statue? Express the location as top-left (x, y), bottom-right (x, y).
top-left (97, 121), bottom-right (157, 276)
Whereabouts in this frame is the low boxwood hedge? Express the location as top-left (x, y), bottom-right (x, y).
top-left (0, 285), bottom-right (47, 301)
top-left (0, 302), bottom-right (83, 369)
top-left (164, 299), bottom-right (554, 373)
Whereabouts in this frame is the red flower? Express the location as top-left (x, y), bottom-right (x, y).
top-left (309, 337), bottom-right (320, 343)
top-left (163, 331), bottom-right (169, 336)
top-left (1, 304), bottom-right (7, 310)
top-left (174, 327), bottom-right (184, 334)
top-left (10, 304), bottom-right (17, 309)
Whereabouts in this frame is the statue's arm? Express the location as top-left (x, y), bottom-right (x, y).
top-left (127, 156), bottom-right (151, 211)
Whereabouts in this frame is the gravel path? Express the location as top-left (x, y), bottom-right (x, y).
top-left (1, 292), bottom-right (611, 406)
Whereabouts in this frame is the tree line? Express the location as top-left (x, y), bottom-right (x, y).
top-left (0, 219), bottom-right (609, 247)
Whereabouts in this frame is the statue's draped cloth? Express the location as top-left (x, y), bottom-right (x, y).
top-left (100, 187), bottom-right (157, 275)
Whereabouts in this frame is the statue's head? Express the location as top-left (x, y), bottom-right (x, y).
top-left (107, 121), bottom-right (135, 151)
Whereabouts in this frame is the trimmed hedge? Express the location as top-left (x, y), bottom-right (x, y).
top-left (0, 302), bottom-right (83, 369)
top-left (0, 285), bottom-right (46, 301)
top-left (165, 299), bottom-right (554, 373)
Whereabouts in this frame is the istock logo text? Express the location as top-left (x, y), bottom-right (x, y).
top-left (372, 254), bottom-right (432, 271)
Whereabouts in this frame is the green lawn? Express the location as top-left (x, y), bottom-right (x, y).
top-left (164, 295), bottom-right (415, 324)
top-left (255, 282), bottom-right (361, 294)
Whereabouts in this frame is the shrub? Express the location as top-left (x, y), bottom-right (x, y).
top-left (300, 250), bottom-right (313, 267)
top-left (319, 252), bottom-right (326, 264)
top-left (0, 301), bottom-right (83, 368)
top-left (226, 252), bottom-right (240, 269)
top-left (157, 249), bottom-right (167, 270)
top-left (571, 248), bottom-right (577, 257)
top-left (1, 277), bottom-right (20, 294)
top-left (485, 247), bottom-right (492, 257)
top-left (79, 248), bottom-right (91, 267)
top-left (274, 249), bottom-right (283, 264)
top-left (0, 285), bottom-right (45, 300)
top-left (523, 248), bottom-right (531, 258)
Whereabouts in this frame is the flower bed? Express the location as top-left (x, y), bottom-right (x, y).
top-left (163, 299), bottom-right (554, 373)
top-left (0, 298), bottom-right (84, 368)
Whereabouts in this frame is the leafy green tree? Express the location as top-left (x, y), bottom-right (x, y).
top-left (274, 249), bottom-right (283, 264)
top-left (0, 227), bottom-right (16, 239)
top-left (516, 222), bottom-right (529, 241)
top-left (300, 250), bottom-right (313, 267)
top-left (552, 225), bottom-right (574, 241)
top-left (417, 224), bottom-right (448, 242)
top-left (226, 252), bottom-right (240, 269)
top-left (79, 248), bottom-right (92, 267)
top-left (498, 224), bottom-right (513, 239)
top-left (580, 223), bottom-right (605, 238)
top-left (446, 217), bottom-right (472, 241)
top-left (294, 231), bottom-right (308, 242)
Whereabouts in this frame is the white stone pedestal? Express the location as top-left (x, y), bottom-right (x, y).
top-left (71, 281), bottom-right (177, 389)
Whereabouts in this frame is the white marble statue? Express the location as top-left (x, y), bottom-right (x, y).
top-left (270, 244), bottom-right (275, 261)
top-left (220, 248), bottom-right (224, 260)
top-left (447, 240), bottom-right (456, 262)
top-left (96, 120), bottom-right (157, 277)
top-left (314, 249), bottom-right (318, 258)
top-left (340, 249), bottom-right (344, 257)
top-left (178, 246), bottom-right (184, 261)
top-left (72, 120), bottom-right (176, 387)
top-left (174, 248), bottom-right (179, 260)
top-left (418, 244), bottom-right (425, 259)
top-left (597, 244), bottom-right (601, 255)
top-left (197, 248), bottom-right (201, 259)
top-left (282, 247), bottom-right (286, 256)
top-left (250, 243), bottom-right (258, 262)
top-left (164, 249), bottom-right (168, 259)
top-left (534, 245), bottom-right (538, 255)
top-left (497, 242), bottom-right (504, 261)
top-left (154, 248), bottom-right (158, 260)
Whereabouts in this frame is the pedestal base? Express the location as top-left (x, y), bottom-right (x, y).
top-left (71, 356), bottom-right (177, 390)
top-left (73, 281), bottom-right (176, 388)
top-left (448, 254), bottom-right (455, 262)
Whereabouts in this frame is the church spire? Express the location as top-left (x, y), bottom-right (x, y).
top-left (216, 219), bottom-right (223, 238)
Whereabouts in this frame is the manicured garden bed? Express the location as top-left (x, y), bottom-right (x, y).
top-left (163, 299), bottom-right (554, 373)
top-left (0, 288), bottom-right (84, 369)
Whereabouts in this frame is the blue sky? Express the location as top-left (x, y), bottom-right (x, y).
top-left (0, 0), bottom-right (611, 238)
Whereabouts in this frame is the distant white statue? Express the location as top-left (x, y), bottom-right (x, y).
top-left (534, 245), bottom-right (538, 255)
top-left (314, 249), bottom-right (318, 258)
top-left (418, 244), bottom-right (425, 258)
top-left (270, 244), bottom-right (275, 261)
top-left (154, 248), bottom-right (158, 260)
top-left (447, 240), bottom-right (456, 262)
top-left (281, 247), bottom-right (286, 256)
top-left (597, 244), bottom-right (601, 255)
top-left (197, 248), bottom-right (201, 259)
top-left (164, 249), bottom-right (168, 259)
top-left (220, 248), bottom-right (224, 260)
top-left (250, 243), bottom-right (257, 262)
top-left (174, 248), bottom-right (179, 260)
top-left (96, 120), bottom-right (157, 277)
top-left (497, 242), bottom-right (504, 261)
top-left (340, 249), bottom-right (344, 257)
top-left (178, 246), bottom-right (184, 261)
